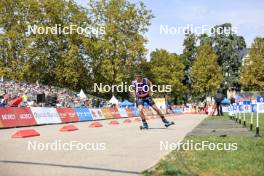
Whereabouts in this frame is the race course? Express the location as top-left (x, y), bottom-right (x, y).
top-left (0, 114), bottom-right (206, 176)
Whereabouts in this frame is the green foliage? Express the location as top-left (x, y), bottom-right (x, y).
top-left (182, 30), bottom-right (197, 68)
top-left (0, 0), bottom-right (90, 91)
top-left (0, 0), bottom-right (153, 99)
top-left (85, 0), bottom-right (153, 98)
top-left (150, 49), bottom-right (185, 103)
top-left (199, 33), bottom-right (212, 46)
top-left (180, 30), bottom-right (197, 102)
top-left (240, 37), bottom-right (264, 90)
top-left (0, 1), bottom-right (259, 102)
top-left (181, 30), bottom-right (197, 87)
top-left (192, 45), bottom-right (223, 96)
top-left (207, 23), bottom-right (246, 89)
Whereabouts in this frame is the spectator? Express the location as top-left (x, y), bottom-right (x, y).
top-left (0, 79), bottom-right (107, 108)
top-left (230, 96), bottom-right (235, 104)
top-left (214, 90), bottom-right (224, 116)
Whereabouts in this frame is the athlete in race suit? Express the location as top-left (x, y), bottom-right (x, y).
top-left (130, 72), bottom-right (173, 129)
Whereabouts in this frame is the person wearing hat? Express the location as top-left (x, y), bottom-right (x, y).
top-left (130, 71), bottom-right (174, 129)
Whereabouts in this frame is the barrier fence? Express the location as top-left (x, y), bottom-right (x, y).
top-left (226, 96), bottom-right (264, 137)
top-left (0, 106), bottom-right (165, 129)
top-left (0, 105), bottom-right (207, 129)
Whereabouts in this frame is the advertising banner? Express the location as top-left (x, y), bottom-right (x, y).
top-left (233, 103), bottom-right (237, 112)
top-left (57, 108), bottom-right (79, 123)
top-left (90, 108), bottom-right (105, 120)
top-left (101, 108), bottom-right (113, 119)
top-left (109, 107), bottom-right (121, 118)
top-left (0, 120), bottom-right (3, 128)
top-left (126, 108), bottom-right (135, 117)
top-left (256, 97), bottom-right (264, 113)
top-left (172, 108), bottom-right (183, 113)
top-left (251, 104), bottom-right (257, 113)
top-left (239, 105), bottom-right (244, 112)
top-left (257, 103), bottom-right (264, 113)
top-left (131, 107), bottom-right (139, 117)
top-left (31, 107), bottom-right (61, 124)
top-left (118, 108), bottom-right (128, 117)
top-left (243, 104), bottom-right (251, 112)
top-left (153, 98), bottom-right (166, 110)
top-left (0, 107), bottom-right (36, 128)
top-left (74, 107), bottom-right (93, 121)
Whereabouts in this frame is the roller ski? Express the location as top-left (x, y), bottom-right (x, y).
top-left (163, 119), bottom-right (175, 128)
top-left (140, 122), bottom-right (149, 130)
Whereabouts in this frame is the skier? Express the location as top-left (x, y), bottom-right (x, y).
top-left (130, 71), bottom-right (174, 129)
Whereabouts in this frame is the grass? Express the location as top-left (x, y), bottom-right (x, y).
top-left (143, 112), bottom-right (264, 176)
top-left (235, 112), bottom-right (261, 134)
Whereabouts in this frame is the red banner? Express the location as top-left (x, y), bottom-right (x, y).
top-left (56, 108), bottom-right (79, 123)
top-left (9, 97), bottom-right (23, 107)
top-left (109, 107), bottom-right (121, 118)
top-left (0, 107), bottom-right (36, 128)
top-left (126, 108), bottom-right (135, 117)
top-left (0, 119), bottom-right (3, 128)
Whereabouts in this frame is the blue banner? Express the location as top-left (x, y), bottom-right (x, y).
top-left (74, 107), bottom-right (93, 121)
top-left (257, 97), bottom-right (264, 103)
top-left (233, 103), bottom-right (237, 111)
top-left (239, 105), bottom-right (244, 112)
top-left (251, 104), bottom-right (257, 113)
top-left (173, 108), bottom-right (183, 113)
top-left (243, 100), bottom-right (250, 105)
top-left (131, 107), bottom-right (140, 117)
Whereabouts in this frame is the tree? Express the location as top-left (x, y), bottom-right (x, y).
top-left (55, 45), bottom-right (88, 90)
top-left (211, 23), bottom-right (246, 90)
top-left (0, 0), bottom-right (91, 91)
top-left (181, 31), bottom-right (197, 84)
top-left (85, 0), bottom-right (153, 99)
top-left (240, 38), bottom-right (264, 90)
top-left (150, 49), bottom-right (185, 104)
top-left (0, 0), bottom-right (153, 98)
top-left (192, 45), bottom-right (223, 97)
top-left (180, 30), bottom-right (197, 102)
top-left (198, 33), bottom-right (212, 46)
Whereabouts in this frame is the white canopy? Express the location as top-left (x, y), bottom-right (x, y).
top-left (109, 95), bottom-right (119, 105)
top-left (78, 89), bottom-right (87, 99)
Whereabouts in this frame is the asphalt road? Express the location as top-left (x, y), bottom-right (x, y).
top-left (0, 114), bottom-right (207, 176)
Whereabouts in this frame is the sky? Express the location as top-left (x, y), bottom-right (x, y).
top-left (75, 0), bottom-right (264, 57)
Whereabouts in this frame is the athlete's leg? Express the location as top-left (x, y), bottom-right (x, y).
top-left (138, 105), bottom-right (148, 128)
top-left (138, 104), bottom-right (146, 120)
top-left (136, 98), bottom-right (148, 128)
top-left (151, 104), bottom-right (164, 117)
top-left (144, 96), bottom-right (168, 123)
top-left (145, 96), bottom-right (173, 126)
top-left (151, 104), bottom-right (174, 127)
top-left (151, 104), bottom-right (169, 122)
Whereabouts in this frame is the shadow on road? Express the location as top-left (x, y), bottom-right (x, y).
top-left (0, 160), bottom-right (140, 175)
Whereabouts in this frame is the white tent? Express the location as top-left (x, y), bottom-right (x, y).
top-left (78, 89), bottom-right (87, 99)
top-left (109, 95), bottom-right (119, 105)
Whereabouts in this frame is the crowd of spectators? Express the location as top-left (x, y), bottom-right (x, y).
top-left (0, 79), bottom-right (107, 108)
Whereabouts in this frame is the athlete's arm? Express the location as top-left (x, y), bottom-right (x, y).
top-left (129, 81), bottom-right (136, 98)
top-left (146, 79), bottom-right (155, 96)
